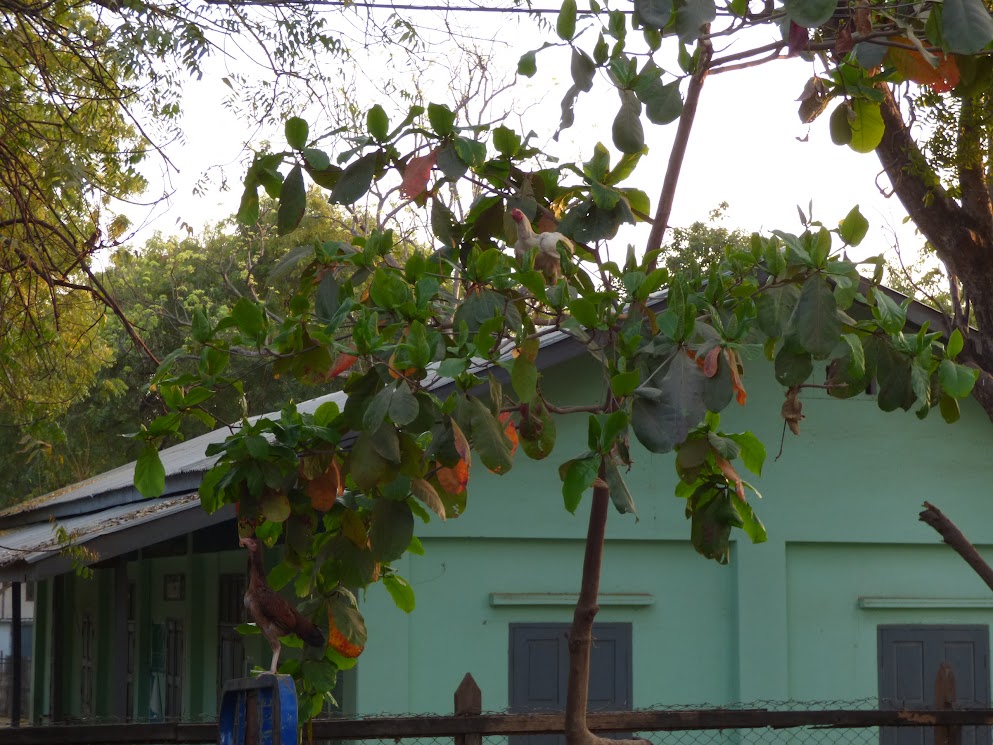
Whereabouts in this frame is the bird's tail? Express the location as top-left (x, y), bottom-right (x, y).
top-left (300, 622), bottom-right (326, 648)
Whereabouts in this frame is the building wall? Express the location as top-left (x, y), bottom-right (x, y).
top-left (354, 355), bottom-right (993, 714)
top-left (26, 351), bottom-right (993, 721)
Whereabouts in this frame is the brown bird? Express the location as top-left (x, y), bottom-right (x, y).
top-left (510, 208), bottom-right (574, 284)
top-left (240, 536), bottom-right (325, 673)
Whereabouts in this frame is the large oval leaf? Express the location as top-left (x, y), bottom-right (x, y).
top-left (612, 90), bottom-right (645, 155)
top-left (277, 165), bottom-right (306, 236)
top-left (784, 0), bottom-right (837, 28)
top-left (330, 153), bottom-right (377, 205)
top-left (941, 0), bottom-right (993, 54)
top-left (848, 99), bottom-right (884, 153)
top-left (794, 276), bottom-right (841, 359)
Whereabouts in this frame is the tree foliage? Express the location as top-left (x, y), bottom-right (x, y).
top-left (0, 0), bottom-right (350, 416)
top-left (79, 0), bottom-right (993, 734)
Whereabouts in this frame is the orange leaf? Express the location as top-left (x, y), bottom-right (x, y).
top-left (329, 353), bottom-right (358, 378)
top-left (725, 349), bottom-right (747, 405)
top-left (499, 412), bottom-right (519, 457)
top-left (703, 347), bottom-right (721, 378)
top-left (305, 459), bottom-right (342, 511)
top-left (714, 454), bottom-right (746, 502)
top-left (888, 41), bottom-right (960, 92)
top-left (328, 609), bottom-right (365, 659)
top-left (400, 149), bottom-right (438, 200)
top-left (437, 459), bottom-right (469, 494)
top-left (451, 419), bottom-right (470, 463)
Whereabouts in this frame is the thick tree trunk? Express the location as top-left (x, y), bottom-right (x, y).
top-left (565, 470), bottom-right (650, 745)
top-left (875, 86), bottom-right (993, 423)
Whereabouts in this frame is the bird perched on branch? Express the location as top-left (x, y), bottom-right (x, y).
top-left (240, 536), bottom-right (325, 673)
top-left (510, 208), bottom-right (574, 284)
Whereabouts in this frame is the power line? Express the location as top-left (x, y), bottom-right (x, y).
top-left (206, 0), bottom-right (622, 13)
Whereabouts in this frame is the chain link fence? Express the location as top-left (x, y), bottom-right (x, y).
top-left (5, 697), bottom-right (993, 745)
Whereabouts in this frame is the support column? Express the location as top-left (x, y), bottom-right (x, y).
top-left (51, 575), bottom-right (64, 722)
top-left (11, 581), bottom-right (21, 726)
top-left (734, 539), bottom-right (790, 701)
top-left (112, 558), bottom-right (129, 719)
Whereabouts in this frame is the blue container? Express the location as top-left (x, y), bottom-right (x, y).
top-left (218, 673), bottom-right (298, 745)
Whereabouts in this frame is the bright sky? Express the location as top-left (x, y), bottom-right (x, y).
top-left (120, 4), bottom-right (924, 267)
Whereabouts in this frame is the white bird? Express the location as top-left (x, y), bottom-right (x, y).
top-left (510, 208), bottom-right (574, 284)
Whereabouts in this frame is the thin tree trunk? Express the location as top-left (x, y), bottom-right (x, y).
top-left (565, 465), bottom-right (650, 745)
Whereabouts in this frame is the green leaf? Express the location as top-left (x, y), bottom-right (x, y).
top-left (635, 0), bottom-right (673, 29)
top-left (383, 575), bottom-right (416, 613)
top-left (559, 455), bottom-right (600, 513)
top-left (848, 99), bottom-right (885, 153)
top-left (302, 660), bottom-right (337, 693)
top-left (191, 310), bottom-right (211, 343)
top-left (612, 90), bottom-right (645, 155)
top-left (330, 153), bottom-right (377, 205)
top-left (631, 354), bottom-right (706, 453)
top-left (794, 276), bottom-right (841, 359)
top-left (784, 0), bottom-right (837, 27)
top-left (389, 384), bottom-right (420, 426)
top-left (285, 116), bottom-right (309, 149)
top-left (872, 290), bottom-right (907, 334)
top-left (469, 398), bottom-right (514, 474)
top-left (636, 75), bottom-right (683, 125)
top-left (302, 148), bottom-right (330, 171)
top-left (428, 103), bottom-right (457, 136)
top-left (518, 49), bottom-right (538, 77)
top-left (727, 431), bottom-right (766, 476)
top-left (369, 498), bottom-right (414, 562)
top-left (493, 126), bottom-right (521, 157)
top-left (755, 284), bottom-right (800, 339)
top-left (237, 185), bottom-right (260, 226)
top-left (947, 328), bottom-right (965, 360)
top-left (939, 393), bottom-right (961, 423)
top-left (674, 0), bottom-right (717, 41)
top-left (511, 356), bottom-right (538, 402)
top-left (942, 0), bottom-right (993, 53)
top-left (231, 297), bottom-right (265, 341)
top-left (775, 342), bottom-right (813, 386)
top-left (557, 0), bottom-right (577, 40)
top-left (611, 371), bottom-right (641, 397)
top-left (736, 497), bottom-right (768, 544)
top-left (367, 105), bottom-right (389, 140)
top-left (939, 359), bottom-right (979, 398)
top-left (571, 49), bottom-right (596, 93)
top-left (277, 165), bottom-right (306, 236)
top-left (453, 137), bottom-right (486, 169)
top-left (134, 444), bottom-right (166, 497)
top-left (604, 458), bottom-right (637, 516)
top-left (839, 205), bottom-right (869, 246)
top-left (261, 490), bottom-right (291, 523)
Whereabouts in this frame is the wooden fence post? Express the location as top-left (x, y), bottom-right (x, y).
top-left (455, 673), bottom-right (482, 745)
top-left (934, 661), bottom-right (961, 745)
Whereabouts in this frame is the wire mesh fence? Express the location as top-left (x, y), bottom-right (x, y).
top-left (5, 696), bottom-right (993, 745)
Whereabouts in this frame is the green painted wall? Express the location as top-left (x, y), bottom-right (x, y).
top-left (30, 349), bottom-right (993, 721)
top-left (352, 354), bottom-right (993, 714)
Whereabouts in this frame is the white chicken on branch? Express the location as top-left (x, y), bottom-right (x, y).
top-left (510, 208), bottom-right (574, 284)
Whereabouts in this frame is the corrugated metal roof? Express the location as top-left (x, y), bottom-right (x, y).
top-left (0, 492), bottom-right (236, 582)
top-left (0, 283), bottom-right (937, 535)
top-left (0, 320), bottom-right (586, 529)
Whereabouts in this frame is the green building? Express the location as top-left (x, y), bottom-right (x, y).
top-left (2, 293), bottom-right (992, 724)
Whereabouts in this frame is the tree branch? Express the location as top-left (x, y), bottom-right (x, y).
top-left (919, 501), bottom-right (993, 593)
top-left (645, 30), bottom-right (713, 262)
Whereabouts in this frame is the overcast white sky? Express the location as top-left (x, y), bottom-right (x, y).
top-left (119, 4), bottom-right (923, 266)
